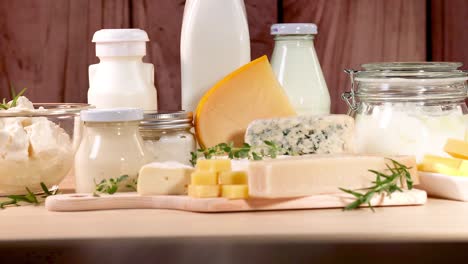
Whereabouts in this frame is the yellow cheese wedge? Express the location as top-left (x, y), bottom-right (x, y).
top-left (219, 171), bottom-right (248, 185)
top-left (444, 138), bottom-right (468, 159)
top-left (191, 171), bottom-right (218, 185)
top-left (221, 185), bottom-right (249, 199)
top-left (195, 55), bottom-right (296, 147)
top-left (418, 154), bottom-right (462, 173)
top-left (188, 185), bottom-right (220, 198)
top-left (195, 159), bottom-right (232, 173)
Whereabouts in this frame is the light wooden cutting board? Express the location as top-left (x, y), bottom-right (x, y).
top-left (45, 189), bottom-right (427, 213)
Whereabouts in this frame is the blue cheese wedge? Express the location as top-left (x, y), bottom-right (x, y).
top-left (244, 115), bottom-right (354, 155)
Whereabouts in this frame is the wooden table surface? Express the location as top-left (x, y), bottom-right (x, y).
top-left (2, 197), bottom-right (468, 242)
top-left (2, 197), bottom-right (468, 263)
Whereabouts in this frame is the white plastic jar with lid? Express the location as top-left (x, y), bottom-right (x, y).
top-left (75, 108), bottom-right (151, 193)
top-left (88, 29), bottom-right (158, 110)
top-left (181, 0), bottom-right (251, 112)
top-left (270, 23), bottom-right (330, 115)
top-left (139, 111), bottom-right (196, 166)
top-left (342, 62), bottom-right (468, 162)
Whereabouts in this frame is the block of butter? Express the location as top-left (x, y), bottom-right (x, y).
top-left (248, 155), bottom-right (418, 198)
top-left (137, 162), bottom-right (194, 196)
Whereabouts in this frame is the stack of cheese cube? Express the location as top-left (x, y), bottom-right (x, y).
top-left (419, 138), bottom-right (468, 176)
top-left (188, 159), bottom-right (249, 199)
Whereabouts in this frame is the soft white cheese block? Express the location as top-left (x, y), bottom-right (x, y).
top-left (244, 115), bottom-right (355, 155)
top-left (247, 155), bottom-right (418, 198)
top-left (137, 162), bottom-right (194, 196)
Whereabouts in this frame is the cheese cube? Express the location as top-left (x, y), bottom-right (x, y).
top-left (191, 171), bottom-right (218, 185)
top-left (221, 185), bottom-right (249, 199)
top-left (137, 162), bottom-right (193, 195)
top-left (195, 159), bottom-right (232, 173)
top-left (188, 185), bottom-right (220, 198)
top-left (219, 171), bottom-right (248, 185)
top-left (431, 164), bottom-right (460, 176)
top-left (245, 115), bottom-right (355, 155)
top-left (444, 138), bottom-right (468, 159)
top-left (248, 155), bottom-right (418, 198)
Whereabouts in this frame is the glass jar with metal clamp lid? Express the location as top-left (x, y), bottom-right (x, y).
top-left (342, 62), bottom-right (468, 162)
top-left (139, 111), bottom-right (196, 165)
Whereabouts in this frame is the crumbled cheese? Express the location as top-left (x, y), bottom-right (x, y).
top-left (0, 97), bottom-right (73, 194)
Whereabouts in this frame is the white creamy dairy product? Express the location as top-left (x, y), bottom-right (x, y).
top-left (75, 109), bottom-right (150, 193)
top-left (88, 29), bottom-right (157, 110)
top-left (354, 105), bottom-right (467, 162)
top-left (181, 0), bottom-right (250, 111)
top-left (0, 97), bottom-right (73, 194)
top-left (270, 24), bottom-right (330, 115)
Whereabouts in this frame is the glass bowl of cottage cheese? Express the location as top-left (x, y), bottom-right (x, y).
top-left (0, 96), bottom-right (91, 195)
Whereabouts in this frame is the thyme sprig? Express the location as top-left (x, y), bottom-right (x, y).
top-left (190, 140), bottom-right (282, 166)
top-left (0, 87), bottom-right (27, 110)
top-left (93, 175), bottom-right (138, 196)
top-left (340, 159), bottom-right (414, 211)
top-left (0, 182), bottom-right (59, 209)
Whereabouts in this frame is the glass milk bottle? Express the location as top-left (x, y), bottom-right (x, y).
top-left (88, 29), bottom-right (158, 110)
top-left (181, 0), bottom-right (251, 111)
top-left (270, 23), bottom-right (330, 115)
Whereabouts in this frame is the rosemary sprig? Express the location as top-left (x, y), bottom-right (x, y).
top-left (0, 182), bottom-right (59, 209)
top-left (340, 159), bottom-right (414, 211)
top-left (94, 175), bottom-right (138, 196)
top-left (190, 140), bottom-right (282, 166)
top-left (0, 87), bottom-right (27, 110)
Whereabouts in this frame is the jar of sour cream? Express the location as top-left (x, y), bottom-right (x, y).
top-left (75, 108), bottom-right (150, 193)
top-left (342, 62), bottom-right (468, 162)
top-left (139, 111), bottom-right (196, 166)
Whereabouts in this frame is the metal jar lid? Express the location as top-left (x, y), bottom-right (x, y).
top-left (139, 111), bottom-right (193, 130)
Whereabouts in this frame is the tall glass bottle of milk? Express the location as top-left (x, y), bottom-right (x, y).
top-left (181, 0), bottom-right (251, 111)
top-left (270, 23), bottom-right (330, 115)
top-left (88, 29), bottom-right (158, 110)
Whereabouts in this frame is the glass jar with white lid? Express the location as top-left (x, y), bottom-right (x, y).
top-left (342, 62), bottom-right (468, 162)
top-left (139, 111), bottom-right (196, 166)
top-left (75, 108), bottom-right (150, 193)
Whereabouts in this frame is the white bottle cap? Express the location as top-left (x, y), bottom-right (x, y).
top-left (271, 23), bottom-right (318, 35)
top-left (81, 108), bottom-right (144, 122)
top-left (92, 29), bottom-right (150, 57)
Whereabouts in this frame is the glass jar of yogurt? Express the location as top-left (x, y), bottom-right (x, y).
top-left (75, 108), bottom-right (150, 193)
top-left (139, 111), bottom-right (196, 166)
top-left (342, 62), bottom-right (468, 162)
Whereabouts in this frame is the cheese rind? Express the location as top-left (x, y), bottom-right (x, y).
top-left (444, 138), bottom-right (468, 159)
top-left (219, 171), bottom-right (248, 185)
top-left (191, 171), bottom-right (218, 185)
top-left (248, 155), bottom-right (418, 198)
top-left (188, 185), bottom-right (220, 198)
top-left (245, 115), bottom-right (354, 155)
top-left (137, 162), bottom-right (194, 196)
top-left (221, 185), bottom-right (249, 199)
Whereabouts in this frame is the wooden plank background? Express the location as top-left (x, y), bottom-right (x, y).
top-left (0, 0), bottom-right (466, 114)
